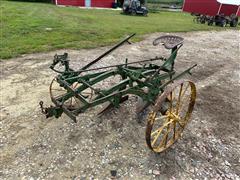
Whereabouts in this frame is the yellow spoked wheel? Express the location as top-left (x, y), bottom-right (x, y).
top-left (49, 77), bottom-right (94, 110)
top-left (146, 80), bottom-right (196, 153)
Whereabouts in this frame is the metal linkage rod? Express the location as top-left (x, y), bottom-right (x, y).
top-left (81, 33), bottom-right (136, 71)
top-left (71, 56), bottom-right (165, 73)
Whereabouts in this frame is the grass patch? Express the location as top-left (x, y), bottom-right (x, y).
top-left (0, 1), bottom-right (233, 59)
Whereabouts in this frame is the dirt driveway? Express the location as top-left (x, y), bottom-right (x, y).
top-left (0, 30), bottom-right (239, 179)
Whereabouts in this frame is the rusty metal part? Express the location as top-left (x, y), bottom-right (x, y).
top-left (146, 80), bottom-right (196, 153)
top-left (153, 35), bottom-right (184, 49)
top-left (39, 101), bottom-right (45, 114)
top-left (97, 95), bottom-right (129, 115)
top-left (39, 101), bottom-right (63, 119)
top-left (49, 77), bottom-right (94, 111)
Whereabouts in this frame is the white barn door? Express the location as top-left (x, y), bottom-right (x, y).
top-left (85, 0), bottom-right (91, 7)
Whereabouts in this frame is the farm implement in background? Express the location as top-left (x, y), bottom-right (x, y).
top-left (122, 0), bottom-right (148, 16)
top-left (184, 0), bottom-right (239, 27)
top-left (39, 33), bottom-right (197, 153)
top-left (192, 13), bottom-right (238, 27)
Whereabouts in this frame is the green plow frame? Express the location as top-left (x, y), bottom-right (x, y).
top-left (39, 34), bottom-right (196, 123)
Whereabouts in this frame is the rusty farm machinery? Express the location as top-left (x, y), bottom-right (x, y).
top-left (39, 34), bottom-right (197, 153)
top-left (183, 0), bottom-right (239, 27)
top-left (193, 13), bottom-right (238, 27)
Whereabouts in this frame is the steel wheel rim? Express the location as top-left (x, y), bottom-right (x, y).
top-left (146, 80), bottom-right (196, 153)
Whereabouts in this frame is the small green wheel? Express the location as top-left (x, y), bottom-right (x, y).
top-left (49, 77), bottom-right (94, 111)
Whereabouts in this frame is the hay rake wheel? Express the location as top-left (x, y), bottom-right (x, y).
top-left (50, 77), bottom-right (94, 110)
top-left (146, 80), bottom-right (196, 153)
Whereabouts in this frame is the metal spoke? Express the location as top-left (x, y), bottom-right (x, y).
top-left (170, 112), bottom-right (185, 132)
top-left (173, 121), bottom-right (176, 140)
top-left (159, 123), bottom-right (173, 148)
top-left (151, 116), bottom-right (168, 136)
top-left (178, 96), bottom-right (189, 117)
top-left (170, 91), bottom-right (173, 113)
top-left (181, 83), bottom-right (190, 99)
top-left (154, 115), bottom-right (168, 121)
top-left (164, 125), bottom-right (170, 147)
top-left (177, 83), bottom-right (190, 113)
top-left (151, 126), bottom-right (164, 140)
top-left (151, 126), bottom-right (165, 146)
top-left (151, 119), bottom-right (174, 146)
top-left (176, 119), bottom-right (185, 129)
top-left (172, 90), bottom-right (178, 102)
top-left (176, 83), bottom-right (183, 114)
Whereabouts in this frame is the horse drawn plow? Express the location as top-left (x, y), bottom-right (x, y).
top-left (39, 34), bottom-right (197, 153)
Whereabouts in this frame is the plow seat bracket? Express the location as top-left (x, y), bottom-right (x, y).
top-left (153, 35), bottom-right (184, 49)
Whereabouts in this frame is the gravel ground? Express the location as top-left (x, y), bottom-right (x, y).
top-left (0, 30), bottom-right (240, 180)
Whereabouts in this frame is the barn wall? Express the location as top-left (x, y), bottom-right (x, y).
top-left (183, 0), bottom-right (220, 16)
top-left (183, 0), bottom-right (240, 16)
top-left (57, 0), bottom-right (84, 6)
top-left (56, 0), bottom-right (114, 8)
top-left (220, 4), bottom-right (239, 16)
top-left (91, 0), bottom-right (114, 8)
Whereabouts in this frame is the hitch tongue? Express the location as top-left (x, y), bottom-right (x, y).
top-left (39, 101), bottom-right (63, 119)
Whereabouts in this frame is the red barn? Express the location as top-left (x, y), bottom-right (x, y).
top-left (55, 0), bottom-right (116, 8)
top-left (183, 0), bottom-right (240, 16)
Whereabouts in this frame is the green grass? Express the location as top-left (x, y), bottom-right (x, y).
top-left (0, 1), bottom-right (229, 59)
